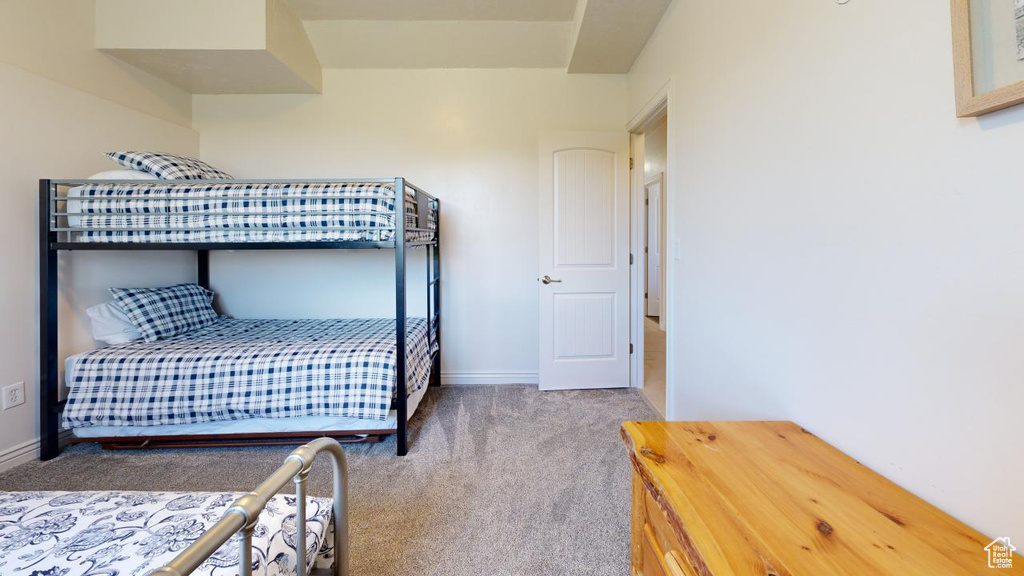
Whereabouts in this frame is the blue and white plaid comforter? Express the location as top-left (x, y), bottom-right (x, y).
top-left (66, 181), bottom-right (436, 243)
top-left (63, 317), bottom-right (434, 429)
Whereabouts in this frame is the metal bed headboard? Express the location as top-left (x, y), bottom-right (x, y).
top-left (150, 437), bottom-right (349, 576)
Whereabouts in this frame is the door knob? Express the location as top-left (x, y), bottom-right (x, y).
top-left (540, 275), bottom-right (562, 285)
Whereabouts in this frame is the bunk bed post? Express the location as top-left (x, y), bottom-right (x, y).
top-left (197, 250), bottom-right (210, 290)
top-left (39, 180), bottom-right (60, 460)
top-left (432, 200), bottom-right (441, 388)
top-left (394, 177), bottom-right (409, 456)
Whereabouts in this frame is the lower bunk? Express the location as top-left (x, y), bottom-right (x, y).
top-left (62, 317), bottom-right (435, 454)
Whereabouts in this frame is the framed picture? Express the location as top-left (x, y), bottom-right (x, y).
top-left (952, 0), bottom-right (1024, 116)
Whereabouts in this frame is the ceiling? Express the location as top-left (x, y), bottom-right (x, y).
top-left (95, 0), bottom-right (673, 95)
top-left (569, 0), bottom-right (673, 73)
top-left (306, 21), bottom-right (572, 70)
top-left (289, 0), bottom-right (671, 73)
top-left (286, 0), bottom-right (579, 22)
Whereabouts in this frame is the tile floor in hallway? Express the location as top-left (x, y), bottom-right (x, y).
top-left (642, 316), bottom-right (666, 417)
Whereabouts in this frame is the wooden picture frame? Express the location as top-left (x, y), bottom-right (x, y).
top-left (952, 0), bottom-right (1024, 117)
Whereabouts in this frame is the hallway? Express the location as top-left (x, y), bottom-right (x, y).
top-left (641, 316), bottom-right (666, 417)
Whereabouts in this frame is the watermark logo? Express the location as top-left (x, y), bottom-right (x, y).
top-left (985, 537), bottom-right (1015, 569)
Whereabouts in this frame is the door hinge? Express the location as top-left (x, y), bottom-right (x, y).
top-left (644, 246), bottom-right (648, 254)
top-left (645, 199), bottom-right (649, 206)
top-left (630, 343), bottom-right (634, 354)
top-left (629, 157), bottom-right (634, 170)
top-left (629, 253), bottom-right (634, 265)
top-left (645, 292), bottom-right (648, 298)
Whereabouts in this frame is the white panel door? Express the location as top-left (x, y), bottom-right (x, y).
top-left (539, 132), bottom-right (630, 391)
top-left (646, 177), bottom-right (662, 317)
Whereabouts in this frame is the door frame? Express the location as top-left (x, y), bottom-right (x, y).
top-left (628, 81), bottom-right (673, 417)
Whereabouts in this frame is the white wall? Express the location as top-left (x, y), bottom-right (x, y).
top-left (0, 62), bottom-right (198, 470)
top-left (193, 68), bottom-right (628, 384)
top-left (629, 0), bottom-right (1024, 540)
top-left (0, 0), bottom-right (192, 127)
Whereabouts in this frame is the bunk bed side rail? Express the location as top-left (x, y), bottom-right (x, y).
top-left (49, 178), bottom-right (404, 185)
top-left (149, 437), bottom-right (349, 576)
top-left (45, 178), bottom-right (440, 248)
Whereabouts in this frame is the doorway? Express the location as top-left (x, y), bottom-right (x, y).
top-left (631, 105), bottom-right (668, 418)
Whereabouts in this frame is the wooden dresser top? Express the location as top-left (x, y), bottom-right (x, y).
top-left (621, 420), bottom-right (1021, 576)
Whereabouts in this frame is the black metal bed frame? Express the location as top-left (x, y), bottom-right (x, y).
top-left (38, 177), bottom-right (440, 458)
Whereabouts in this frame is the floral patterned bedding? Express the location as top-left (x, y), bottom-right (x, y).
top-left (0, 491), bottom-right (335, 576)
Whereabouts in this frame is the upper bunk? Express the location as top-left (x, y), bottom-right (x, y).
top-left (41, 177), bottom-right (438, 251)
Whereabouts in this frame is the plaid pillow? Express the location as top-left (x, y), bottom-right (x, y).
top-left (110, 283), bottom-right (219, 342)
top-left (105, 151), bottom-right (233, 180)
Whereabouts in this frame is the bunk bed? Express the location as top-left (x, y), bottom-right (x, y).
top-left (39, 176), bottom-right (441, 458)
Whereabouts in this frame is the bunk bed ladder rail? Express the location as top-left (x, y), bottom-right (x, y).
top-left (149, 437), bottom-right (349, 576)
top-left (395, 179), bottom-right (442, 455)
top-left (404, 181), bottom-right (441, 391)
top-left (428, 197), bottom-right (441, 389)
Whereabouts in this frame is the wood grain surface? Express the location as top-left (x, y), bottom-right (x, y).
top-left (622, 421), bottom-right (1022, 575)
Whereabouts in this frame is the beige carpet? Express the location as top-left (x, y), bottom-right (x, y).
top-left (0, 385), bottom-right (654, 576)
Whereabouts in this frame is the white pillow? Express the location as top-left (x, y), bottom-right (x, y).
top-left (86, 301), bottom-right (143, 345)
top-left (67, 170), bottom-right (160, 228)
top-left (88, 169), bottom-right (160, 181)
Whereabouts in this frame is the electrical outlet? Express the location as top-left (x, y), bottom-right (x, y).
top-left (3, 382), bottom-right (25, 410)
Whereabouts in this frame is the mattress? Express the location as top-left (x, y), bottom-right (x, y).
top-left (65, 181), bottom-right (436, 243)
top-left (72, 378), bottom-right (430, 438)
top-left (63, 317), bottom-right (434, 430)
top-left (0, 490), bottom-right (334, 576)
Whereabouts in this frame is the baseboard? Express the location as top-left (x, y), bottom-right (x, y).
top-left (0, 431), bottom-right (73, 473)
top-left (636, 388), bottom-right (667, 420)
top-left (441, 372), bottom-right (539, 386)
